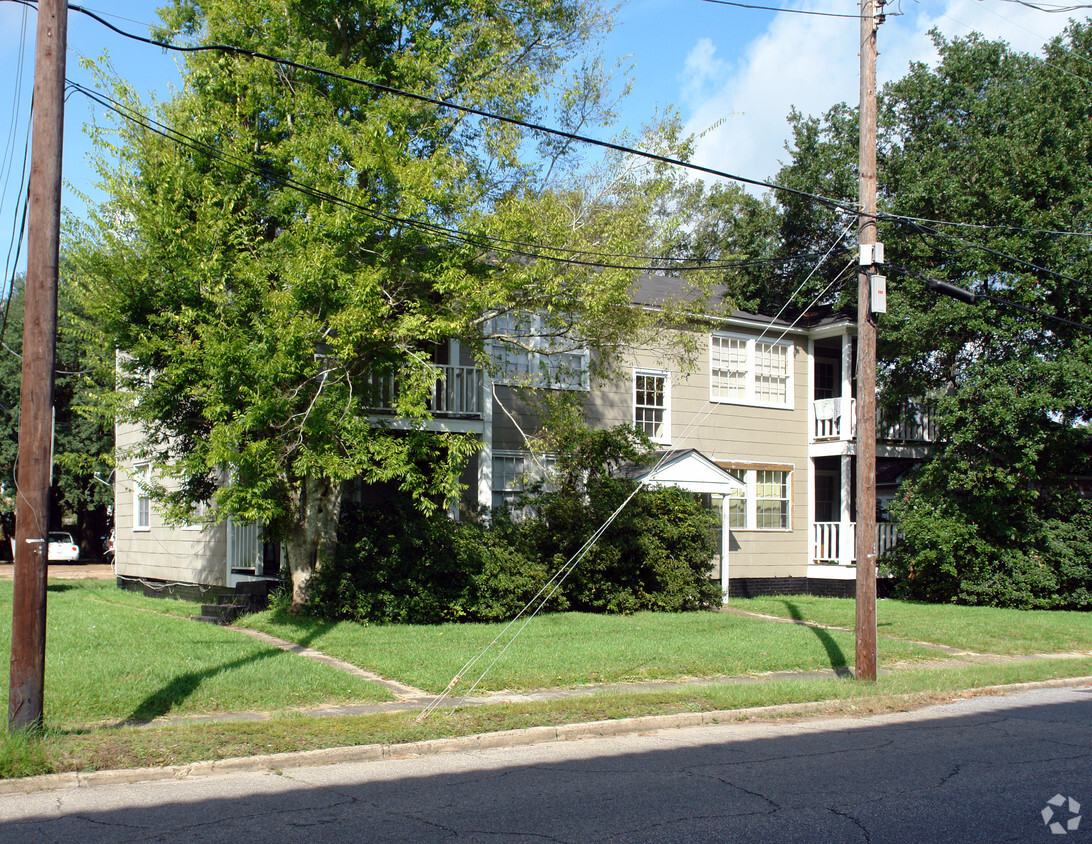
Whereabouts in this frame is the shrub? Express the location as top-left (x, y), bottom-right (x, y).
top-left (305, 498), bottom-right (551, 623)
top-left (307, 422), bottom-right (721, 622)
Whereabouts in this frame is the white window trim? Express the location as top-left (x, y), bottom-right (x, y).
top-left (491, 450), bottom-right (556, 512)
top-left (710, 331), bottom-right (795, 409)
top-left (182, 499), bottom-right (209, 531)
top-left (133, 463), bottom-right (151, 532)
top-left (489, 313), bottom-right (590, 391)
top-left (730, 468), bottom-right (792, 532)
top-left (633, 368), bottom-right (671, 445)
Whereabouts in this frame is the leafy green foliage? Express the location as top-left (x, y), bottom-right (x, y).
top-left (306, 423), bottom-right (719, 622)
top-left (496, 422), bottom-right (722, 614)
top-left (0, 277), bottom-right (114, 556)
top-left (885, 356), bottom-right (1092, 608)
top-left (689, 24), bottom-right (1092, 607)
top-left (306, 497), bottom-right (554, 623)
top-left (67, 0), bottom-right (700, 602)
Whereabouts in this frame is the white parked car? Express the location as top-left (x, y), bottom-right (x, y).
top-left (47, 531), bottom-right (80, 562)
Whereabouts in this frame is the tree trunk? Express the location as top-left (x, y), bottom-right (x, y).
top-left (285, 476), bottom-right (344, 611)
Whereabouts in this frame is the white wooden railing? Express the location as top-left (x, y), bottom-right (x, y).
top-left (364, 364), bottom-right (483, 417)
top-left (812, 521), bottom-right (901, 564)
top-left (812, 399), bottom-right (939, 444)
top-left (879, 402), bottom-right (939, 443)
top-left (228, 519), bottom-right (261, 572)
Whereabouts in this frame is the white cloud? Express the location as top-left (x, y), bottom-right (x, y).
top-left (680, 37), bottom-right (728, 106)
top-left (680, 0), bottom-right (1078, 190)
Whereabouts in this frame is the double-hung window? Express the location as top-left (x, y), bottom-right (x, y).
top-left (755, 470), bottom-right (790, 529)
top-left (492, 450), bottom-right (555, 514)
top-left (133, 463), bottom-right (151, 531)
top-left (489, 313), bottom-right (589, 390)
top-left (710, 333), bottom-right (793, 407)
top-left (634, 369), bottom-right (670, 443)
top-left (725, 468), bottom-right (791, 530)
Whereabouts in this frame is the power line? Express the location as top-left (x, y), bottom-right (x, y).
top-left (60, 0), bottom-right (1092, 291)
top-left (992, 0), bottom-right (1092, 12)
top-left (696, 0), bottom-right (892, 18)
top-left (63, 1), bottom-right (859, 216)
top-left (881, 212), bottom-right (1092, 239)
top-left (68, 80), bottom-right (836, 274)
top-left (890, 215), bottom-right (1084, 287)
top-left (911, 269), bottom-right (1092, 334)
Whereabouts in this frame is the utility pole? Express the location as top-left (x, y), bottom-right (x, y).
top-left (9, 0), bottom-right (66, 732)
top-left (855, 0), bottom-right (881, 682)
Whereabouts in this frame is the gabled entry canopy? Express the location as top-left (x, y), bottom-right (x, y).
top-left (626, 449), bottom-right (745, 495)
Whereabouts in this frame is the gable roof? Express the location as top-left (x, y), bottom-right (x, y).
top-left (623, 449), bottom-right (745, 495)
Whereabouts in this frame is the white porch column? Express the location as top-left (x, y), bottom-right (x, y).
top-left (807, 456), bottom-right (816, 565)
top-left (477, 371), bottom-right (494, 512)
top-left (721, 514), bottom-right (731, 603)
top-left (839, 453), bottom-right (853, 567)
top-left (840, 332), bottom-right (854, 442)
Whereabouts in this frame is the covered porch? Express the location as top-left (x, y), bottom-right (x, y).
top-left (810, 454), bottom-right (906, 571)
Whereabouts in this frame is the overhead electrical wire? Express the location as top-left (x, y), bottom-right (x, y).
top-left (68, 80), bottom-right (839, 273)
top-left (992, 0), bottom-right (1092, 12)
top-left (899, 265), bottom-right (1092, 334)
top-left (0, 97), bottom-right (33, 352)
top-left (695, 0), bottom-right (895, 19)
top-left (67, 0), bottom-right (1087, 283)
top-left (61, 0), bottom-right (860, 217)
top-left (888, 215), bottom-right (1085, 287)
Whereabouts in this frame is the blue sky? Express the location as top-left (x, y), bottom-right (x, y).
top-left (0, 0), bottom-right (1080, 281)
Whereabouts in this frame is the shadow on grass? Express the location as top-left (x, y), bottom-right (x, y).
top-left (124, 618), bottom-right (339, 725)
top-left (46, 584), bottom-right (77, 593)
top-left (779, 600), bottom-right (851, 677)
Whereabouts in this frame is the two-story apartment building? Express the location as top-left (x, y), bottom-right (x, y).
top-left (114, 275), bottom-right (936, 601)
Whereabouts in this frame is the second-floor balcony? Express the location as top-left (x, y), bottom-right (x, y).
top-left (363, 364), bottom-right (484, 419)
top-left (812, 398), bottom-right (939, 444)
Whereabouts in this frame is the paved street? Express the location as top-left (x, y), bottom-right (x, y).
top-left (1, 684), bottom-right (1089, 842)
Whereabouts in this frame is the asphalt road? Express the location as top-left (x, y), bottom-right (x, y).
top-left (1, 684), bottom-right (1089, 842)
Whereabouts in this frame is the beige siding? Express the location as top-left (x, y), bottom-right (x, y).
top-left (115, 421), bottom-right (230, 586)
top-left (497, 325), bottom-right (812, 579)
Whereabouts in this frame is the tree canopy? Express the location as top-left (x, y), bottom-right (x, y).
top-left (68, 0), bottom-right (698, 604)
top-left (0, 276), bottom-right (114, 556)
top-left (693, 23), bottom-right (1092, 607)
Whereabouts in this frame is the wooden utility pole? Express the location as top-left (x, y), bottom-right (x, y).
top-left (855, 0), bottom-right (880, 682)
top-left (8, 0), bottom-right (66, 732)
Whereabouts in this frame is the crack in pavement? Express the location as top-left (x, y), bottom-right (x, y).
top-left (827, 805), bottom-right (872, 842)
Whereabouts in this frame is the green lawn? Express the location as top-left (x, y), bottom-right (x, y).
top-left (0, 581), bottom-right (391, 727)
top-left (238, 606), bottom-right (937, 694)
top-left (2, 581), bottom-right (1092, 781)
top-left (730, 596), bottom-right (1092, 654)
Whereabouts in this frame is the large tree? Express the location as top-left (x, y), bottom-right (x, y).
top-left (683, 22), bottom-right (1092, 606)
top-left (69, 0), bottom-right (695, 605)
top-left (0, 276), bottom-right (114, 557)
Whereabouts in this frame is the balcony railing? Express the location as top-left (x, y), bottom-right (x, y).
top-left (363, 364), bottom-right (483, 418)
top-left (812, 521), bottom-right (901, 564)
top-left (812, 398), bottom-right (938, 444)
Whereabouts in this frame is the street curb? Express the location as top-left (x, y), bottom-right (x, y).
top-left (3, 674), bottom-right (1089, 795)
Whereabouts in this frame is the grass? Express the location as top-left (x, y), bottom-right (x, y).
top-left (236, 607), bottom-right (937, 693)
top-left (0, 581), bottom-right (391, 727)
top-left (730, 596), bottom-right (1092, 654)
top-left (10, 656), bottom-right (1092, 778)
top-left (0, 581), bottom-right (1089, 781)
